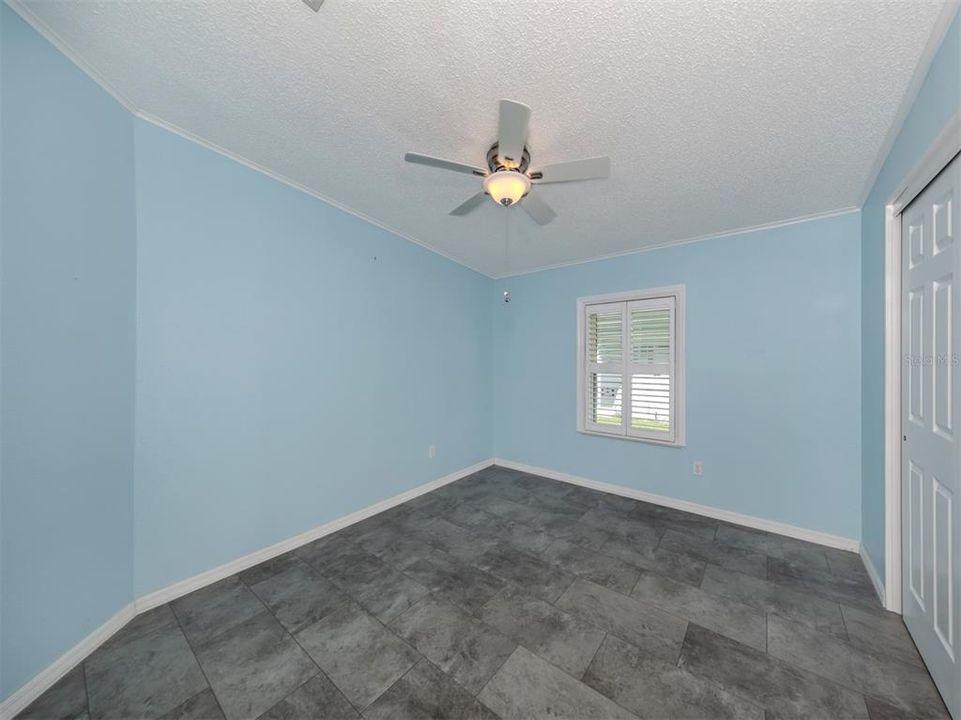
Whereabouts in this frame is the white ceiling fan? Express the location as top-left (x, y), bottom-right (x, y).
top-left (405, 100), bottom-right (610, 225)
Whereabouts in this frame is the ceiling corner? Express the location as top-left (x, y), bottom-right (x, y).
top-left (856, 0), bottom-right (961, 206)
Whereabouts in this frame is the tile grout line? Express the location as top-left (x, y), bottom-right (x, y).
top-left (277, 560), bottom-right (422, 716)
top-left (285, 616), bottom-right (360, 715)
top-left (468, 579), bottom-right (613, 704)
top-left (404, 580), bottom-right (523, 701)
top-left (579, 631), bottom-right (608, 682)
top-left (679, 621), bottom-right (854, 719)
top-left (185, 568), bottom-right (349, 719)
top-left (471, 644), bottom-right (517, 708)
top-left (489, 473), bottom-right (910, 715)
top-left (323, 472), bottom-right (904, 714)
top-left (80, 659), bottom-right (91, 719)
top-left (295, 533), bottom-right (439, 713)
top-left (443, 478), bottom-right (774, 664)
top-left (770, 607), bottom-right (949, 678)
top-left (448, 491), bottom-right (680, 602)
top-left (359, 609), bottom-right (432, 712)
top-left (260, 670), bottom-right (324, 717)
top-left (675, 623), bottom-right (692, 669)
top-left (167, 603), bottom-right (232, 720)
top-left (763, 641), bottom-right (910, 714)
top-left (376, 656), bottom-right (424, 706)
top-left (476, 634), bottom-right (645, 720)
top-left (837, 600), bottom-right (851, 645)
top-left (391, 474), bottom-right (927, 717)
top-left (761, 610), bottom-right (950, 717)
top-left (764, 610), bottom-right (769, 654)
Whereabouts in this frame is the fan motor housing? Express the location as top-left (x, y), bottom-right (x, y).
top-left (487, 143), bottom-right (531, 174)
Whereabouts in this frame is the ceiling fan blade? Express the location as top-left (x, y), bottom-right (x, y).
top-left (405, 153), bottom-right (486, 176)
top-left (532, 156), bottom-right (611, 184)
top-left (450, 192), bottom-right (488, 216)
top-left (520, 193), bottom-right (557, 225)
top-left (497, 100), bottom-right (531, 168)
top-left (302, 0), bottom-right (324, 10)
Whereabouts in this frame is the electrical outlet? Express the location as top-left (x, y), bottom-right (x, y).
top-left (428, 445), bottom-right (436, 459)
top-left (693, 461), bottom-right (703, 476)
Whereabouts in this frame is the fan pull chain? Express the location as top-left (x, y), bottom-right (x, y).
top-left (503, 208), bottom-right (512, 302)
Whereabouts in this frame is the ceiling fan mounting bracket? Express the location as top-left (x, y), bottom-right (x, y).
top-left (487, 144), bottom-right (531, 174)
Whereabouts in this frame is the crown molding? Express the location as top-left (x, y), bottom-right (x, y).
top-left (1, 0), bottom-right (892, 280)
top-left (856, 0), bottom-right (960, 205)
top-left (2, 0), bottom-right (494, 280)
top-left (133, 111), bottom-right (494, 279)
top-left (495, 206), bottom-right (861, 279)
top-left (3, 0), bottom-right (138, 113)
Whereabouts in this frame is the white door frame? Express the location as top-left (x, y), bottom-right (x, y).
top-left (884, 110), bottom-right (961, 612)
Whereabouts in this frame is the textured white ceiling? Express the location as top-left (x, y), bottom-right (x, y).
top-left (13, 0), bottom-right (951, 276)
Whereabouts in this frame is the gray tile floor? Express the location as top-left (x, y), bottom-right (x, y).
top-left (19, 466), bottom-right (950, 719)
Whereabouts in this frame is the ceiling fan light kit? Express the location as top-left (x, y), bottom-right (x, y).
top-left (404, 99), bottom-right (610, 224)
top-left (484, 170), bottom-right (530, 206)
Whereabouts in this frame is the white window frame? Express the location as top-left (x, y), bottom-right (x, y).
top-left (576, 285), bottom-right (686, 447)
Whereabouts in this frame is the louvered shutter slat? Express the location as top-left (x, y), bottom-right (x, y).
top-left (588, 311), bottom-right (623, 364)
top-left (628, 304), bottom-right (673, 437)
top-left (589, 372), bottom-right (623, 426)
top-left (586, 305), bottom-right (624, 430)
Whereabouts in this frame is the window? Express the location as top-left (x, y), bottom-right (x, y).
top-left (577, 286), bottom-right (685, 446)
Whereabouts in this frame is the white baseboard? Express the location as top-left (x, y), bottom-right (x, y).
top-left (494, 458), bottom-right (861, 552)
top-left (0, 458), bottom-right (494, 718)
top-left (0, 603), bottom-right (136, 720)
top-left (860, 543), bottom-right (887, 607)
top-left (136, 457), bottom-right (494, 612)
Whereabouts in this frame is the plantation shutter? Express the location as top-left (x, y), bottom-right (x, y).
top-left (582, 294), bottom-right (678, 443)
top-left (585, 302), bottom-right (625, 433)
top-left (627, 297), bottom-right (675, 442)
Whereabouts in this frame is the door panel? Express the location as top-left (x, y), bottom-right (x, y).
top-left (902, 153), bottom-right (961, 719)
top-left (933, 478), bottom-right (953, 658)
top-left (934, 277), bottom-right (953, 439)
top-left (909, 460), bottom-right (926, 608)
top-left (908, 287), bottom-right (926, 425)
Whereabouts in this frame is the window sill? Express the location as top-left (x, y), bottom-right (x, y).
top-left (577, 428), bottom-right (685, 448)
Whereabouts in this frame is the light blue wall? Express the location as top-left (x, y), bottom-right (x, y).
top-left (494, 211), bottom-right (862, 539)
top-left (5, 0), bottom-right (952, 700)
top-left (860, 10), bottom-right (961, 578)
top-left (1, 1), bottom-right (6, 697)
top-left (0, 5), bottom-right (136, 698)
top-left (132, 120), bottom-right (493, 596)
top-left (0, 7), bottom-right (492, 695)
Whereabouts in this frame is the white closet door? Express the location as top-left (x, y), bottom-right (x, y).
top-left (902, 153), bottom-right (960, 719)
